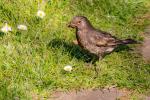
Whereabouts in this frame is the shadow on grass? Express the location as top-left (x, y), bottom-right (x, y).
top-left (48, 38), bottom-right (98, 63)
top-left (0, 32), bottom-right (5, 37)
top-left (114, 44), bottom-right (131, 52)
top-left (48, 38), bottom-right (131, 63)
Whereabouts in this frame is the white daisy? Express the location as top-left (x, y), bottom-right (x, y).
top-left (1, 23), bottom-right (12, 33)
top-left (37, 10), bottom-right (46, 18)
top-left (17, 24), bottom-right (27, 30)
top-left (64, 65), bottom-right (73, 72)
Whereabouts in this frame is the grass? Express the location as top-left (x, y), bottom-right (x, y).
top-left (0, 0), bottom-right (150, 99)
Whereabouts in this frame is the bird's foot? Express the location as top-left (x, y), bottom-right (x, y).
top-left (98, 56), bottom-right (103, 61)
top-left (85, 63), bottom-right (93, 68)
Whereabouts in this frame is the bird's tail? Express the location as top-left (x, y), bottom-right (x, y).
top-left (121, 39), bottom-right (138, 44)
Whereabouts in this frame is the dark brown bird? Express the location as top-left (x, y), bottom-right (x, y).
top-left (68, 16), bottom-right (137, 59)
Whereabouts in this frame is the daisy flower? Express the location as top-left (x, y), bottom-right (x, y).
top-left (17, 24), bottom-right (27, 30)
top-left (1, 23), bottom-right (12, 33)
top-left (37, 10), bottom-right (46, 18)
top-left (64, 65), bottom-right (73, 72)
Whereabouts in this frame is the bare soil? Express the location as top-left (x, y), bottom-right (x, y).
top-left (49, 88), bottom-right (149, 100)
top-left (142, 26), bottom-right (150, 62)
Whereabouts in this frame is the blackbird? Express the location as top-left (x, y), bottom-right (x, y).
top-left (68, 16), bottom-right (137, 59)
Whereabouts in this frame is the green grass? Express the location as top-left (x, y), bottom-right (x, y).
top-left (0, 0), bottom-right (150, 99)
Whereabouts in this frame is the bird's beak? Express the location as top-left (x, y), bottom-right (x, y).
top-left (67, 22), bottom-right (72, 28)
top-left (67, 23), bottom-right (71, 27)
top-left (67, 22), bottom-right (76, 28)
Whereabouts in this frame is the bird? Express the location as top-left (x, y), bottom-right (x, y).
top-left (68, 16), bottom-right (137, 60)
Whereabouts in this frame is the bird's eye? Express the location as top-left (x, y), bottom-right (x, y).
top-left (78, 21), bottom-right (81, 24)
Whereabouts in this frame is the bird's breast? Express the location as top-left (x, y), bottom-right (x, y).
top-left (76, 30), bottom-right (89, 48)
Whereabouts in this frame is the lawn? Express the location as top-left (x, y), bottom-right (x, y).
top-left (0, 0), bottom-right (150, 99)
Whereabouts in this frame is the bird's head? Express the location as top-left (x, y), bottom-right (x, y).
top-left (68, 16), bottom-right (93, 30)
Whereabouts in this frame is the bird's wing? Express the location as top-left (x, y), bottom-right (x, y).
top-left (90, 30), bottom-right (120, 47)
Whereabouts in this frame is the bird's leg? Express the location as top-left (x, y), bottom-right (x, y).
top-left (94, 65), bottom-right (98, 78)
top-left (93, 56), bottom-right (100, 78)
top-left (73, 40), bottom-right (78, 45)
top-left (98, 54), bottom-right (104, 61)
top-left (93, 54), bottom-right (103, 78)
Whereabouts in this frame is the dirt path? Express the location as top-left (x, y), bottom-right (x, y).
top-left (142, 25), bottom-right (150, 62)
top-left (50, 88), bottom-right (149, 100)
